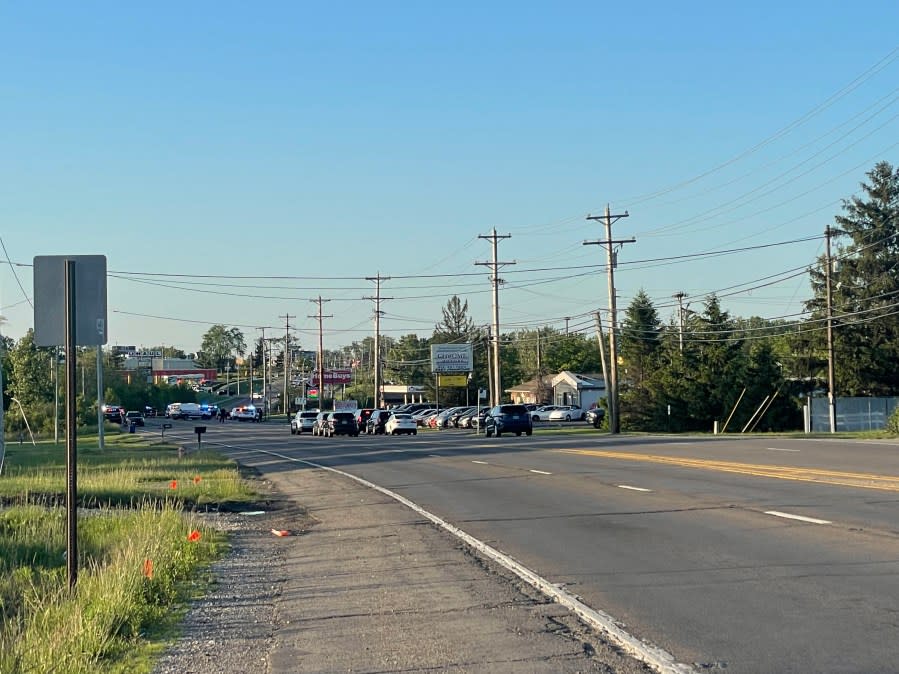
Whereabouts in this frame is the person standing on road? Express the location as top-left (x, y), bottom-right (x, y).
top-left (219, 407), bottom-right (227, 423)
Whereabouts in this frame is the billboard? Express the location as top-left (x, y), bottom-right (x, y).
top-left (431, 343), bottom-right (473, 373)
top-left (311, 369), bottom-right (353, 385)
top-left (438, 374), bottom-right (468, 387)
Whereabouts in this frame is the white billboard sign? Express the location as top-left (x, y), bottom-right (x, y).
top-left (430, 343), bottom-right (473, 373)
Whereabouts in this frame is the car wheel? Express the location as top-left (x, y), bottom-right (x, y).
top-left (532, 415), bottom-right (539, 422)
top-left (565, 414), bottom-right (571, 421)
top-left (413, 431), bottom-right (417, 435)
top-left (516, 432), bottom-right (521, 436)
top-left (526, 429), bottom-right (532, 436)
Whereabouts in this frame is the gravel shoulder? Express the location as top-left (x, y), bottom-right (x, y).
top-left (154, 464), bottom-right (653, 674)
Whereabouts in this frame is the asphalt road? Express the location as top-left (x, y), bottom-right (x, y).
top-left (155, 417), bottom-right (899, 673)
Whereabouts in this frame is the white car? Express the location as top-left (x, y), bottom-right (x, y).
top-left (230, 406), bottom-right (259, 422)
top-left (291, 410), bottom-right (320, 434)
top-left (530, 405), bottom-right (563, 422)
top-left (385, 413), bottom-right (417, 436)
top-left (547, 405), bottom-right (586, 422)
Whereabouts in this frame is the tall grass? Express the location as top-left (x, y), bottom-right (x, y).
top-left (0, 504), bottom-right (222, 674)
top-left (0, 433), bottom-right (254, 673)
top-left (0, 442), bottom-right (255, 507)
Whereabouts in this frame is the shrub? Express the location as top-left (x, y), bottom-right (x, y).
top-left (887, 407), bottom-right (899, 435)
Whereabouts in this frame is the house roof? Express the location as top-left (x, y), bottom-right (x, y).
top-left (550, 370), bottom-right (605, 390)
top-left (505, 374), bottom-right (554, 393)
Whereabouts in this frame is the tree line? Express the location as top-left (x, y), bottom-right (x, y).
top-left (3, 162), bottom-right (898, 433)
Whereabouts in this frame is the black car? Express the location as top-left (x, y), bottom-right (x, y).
top-left (366, 409), bottom-right (392, 435)
top-left (356, 408), bottom-right (375, 431)
top-left (484, 404), bottom-right (533, 437)
top-left (325, 411), bottom-right (359, 437)
top-left (586, 407), bottom-right (606, 429)
top-left (124, 411), bottom-right (145, 427)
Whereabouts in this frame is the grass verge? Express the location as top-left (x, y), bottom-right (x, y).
top-left (0, 430), bottom-right (256, 674)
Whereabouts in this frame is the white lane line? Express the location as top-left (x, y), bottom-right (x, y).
top-left (618, 485), bottom-right (652, 492)
top-left (767, 447), bottom-right (801, 452)
top-left (472, 460), bottom-right (488, 465)
top-left (429, 454), bottom-right (442, 458)
top-left (225, 443), bottom-right (694, 674)
top-left (529, 469), bottom-right (552, 475)
top-left (765, 510), bottom-right (832, 525)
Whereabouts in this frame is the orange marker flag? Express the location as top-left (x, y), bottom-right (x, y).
top-left (187, 530), bottom-right (202, 542)
top-left (169, 480), bottom-right (178, 489)
top-left (193, 475), bottom-right (202, 485)
top-left (271, 529), bottom-right (290, 537)
top-left (142, 559), bottom-right (154, 579)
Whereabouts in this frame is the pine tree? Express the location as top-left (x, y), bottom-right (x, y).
top-left (806, 161), bottom-right (899, 395)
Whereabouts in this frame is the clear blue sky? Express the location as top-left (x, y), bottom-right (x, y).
top-left (2, 2), bottom-right (898, 355)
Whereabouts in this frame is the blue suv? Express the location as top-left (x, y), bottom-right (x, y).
top-left (484, 404), bottom-right (533, 437)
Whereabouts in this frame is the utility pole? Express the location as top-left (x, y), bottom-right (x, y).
top-left (825, 226), bottom-right (836, 433)
top-left (594, 311), bottom-right (610, 413)
top-left (257, 327), bottom-right (267, 414)
top-left (279, 314), bottom-right (295, 415)
top-left (309, 297), bottom-right (332, 409)
top-left (476, 229), bottom-right (515, 407)
top-left (364, 275), bottom-right (392, 409)
top-left (564, 317), bottom-right (570, 335)
top-left (585, 205), bottom-right (633, 435)
top-left (673, 292), bottom-right (688, 352)
top-left (97, 345), bottom-right (104, 449)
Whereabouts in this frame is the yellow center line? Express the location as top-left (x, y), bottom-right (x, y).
top-left (558, 448), bottom-right (899, 492)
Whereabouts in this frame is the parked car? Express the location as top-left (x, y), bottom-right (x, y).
top-left (124, 411), bottom-right (145, 427)
top-left (484, 404), bottom-right (533, 437)
top-left (324, 411), bottom-right (359, 437)
top-left (434, 407), bottom-right (462, 428)
top-left (291, 410), bottom-right (320, 434)
top-left (530, 405), bottom-right (563, 422)
top-left (411, 408), bottom-right (436, 426)
top-left (366, 409), bottom-right (393, 435)
top-left (385, 413), bottom-right (417, 435)
top-left (586, 407), bottom-right (606, 429)
top-left (356, 408), bottom-right (375, 431)
top-left (144, 406), bottom-right (157, 417)
top-left (456, 408), bottom-right (480, 428)
top-left (448, 406), bottom-right (475, 427)
top-left (465, 408), bottom-right (489, 429)
top-left (311, 412), bottom-right (330, 436)
top-left (548, 405), bottom-right (586, 422)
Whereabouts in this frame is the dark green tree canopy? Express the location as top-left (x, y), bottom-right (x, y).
top-left (806, 161), bottom-right (899, 395)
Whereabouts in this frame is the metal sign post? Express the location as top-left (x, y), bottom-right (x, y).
top-left (64, 260), bottom-right (78, 589)
top-left (34, 254), bottom-right (107, 591)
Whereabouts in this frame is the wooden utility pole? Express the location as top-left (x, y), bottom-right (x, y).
top-left (279, 314), bottom-right (295, 415)
top-left (593, 312), bottom-right (610, 413)
top-left (673, 292), bottom-right (688, 352)
top-left (476, 229), bottom-right (515, 407)
top-left (309, 297), bottom-right (332, 408)
top-left (585, 205), bottom-right (633, 434)
top-left (825, 226), bottom-right (836, 433)
top-left (364, 274), bottom-right (392, 409)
